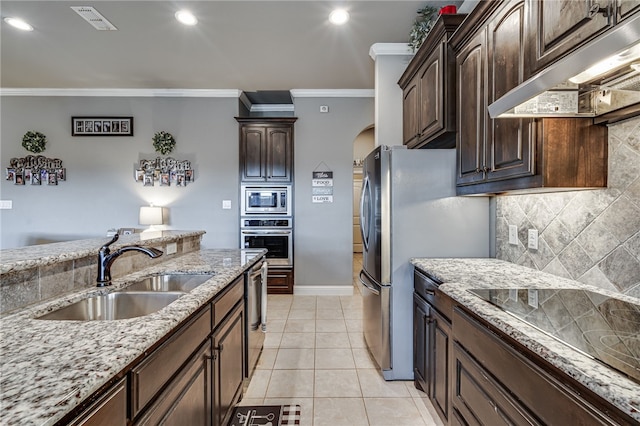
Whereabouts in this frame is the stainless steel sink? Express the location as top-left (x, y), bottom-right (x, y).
top-left (36, 291), bottom-right (184, 321)
top-left (122, 273), bottom-right (214, 292)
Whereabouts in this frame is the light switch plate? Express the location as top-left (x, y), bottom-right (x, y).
top-left (508, 225), bottom-right (518, 245)
top-left (166, 242), bottom-right (177, 255)
top-left (0, 200), bottom-right (13, 209)
top-left (528, 229), bottom-right (539, 250)
top-left (222, 200), bottom-right (231, 209)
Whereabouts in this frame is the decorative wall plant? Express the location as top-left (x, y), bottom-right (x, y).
top-left (21, 131), bottom-right (47, 153)
top-left (152, 131), bottom-right (176, 155)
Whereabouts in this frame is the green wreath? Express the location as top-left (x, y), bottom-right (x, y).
top-left (22, 131), bottom-right (47, 153)
top-left (152, 131), bottom-right (176, 155)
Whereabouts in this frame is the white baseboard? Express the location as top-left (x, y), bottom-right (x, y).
top-left (293, 285), bottom-right (354, 296)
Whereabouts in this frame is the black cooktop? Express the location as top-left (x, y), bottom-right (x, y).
top-left (468, 288), bottom-right (640, 384)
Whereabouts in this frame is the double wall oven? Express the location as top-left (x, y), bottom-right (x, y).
top-left (240, 185), bottom-right (293, 267)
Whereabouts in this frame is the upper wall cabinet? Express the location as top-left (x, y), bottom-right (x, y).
top-left (450, 0), bottom-right (609, 195)
top-left (236, 117), bottom-right (297, 183)
top-left (398, 15), bottom-right (466, 149)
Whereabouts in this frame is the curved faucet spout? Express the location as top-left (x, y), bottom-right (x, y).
top-left (96, 233), bottom-right (164, 287)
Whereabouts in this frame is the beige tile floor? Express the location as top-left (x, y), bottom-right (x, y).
top-left (239, 254), bottom-right (444, 426)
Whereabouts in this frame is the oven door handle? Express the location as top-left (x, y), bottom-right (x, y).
top-left (241, 230), bottom-right (292, 235)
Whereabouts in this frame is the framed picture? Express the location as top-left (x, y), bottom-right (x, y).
top-left (72, 117), bottom-right (133, 136)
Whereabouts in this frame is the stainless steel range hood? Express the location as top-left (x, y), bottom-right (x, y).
top-left (488, 13), bottom-right (640, 123)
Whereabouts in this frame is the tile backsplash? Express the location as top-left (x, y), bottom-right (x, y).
top-left (496, 116), bottom-right (640, 298)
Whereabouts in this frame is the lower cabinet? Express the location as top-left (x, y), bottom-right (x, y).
top-left (212, 302), bottom-right (245, 426)
top-left (63, 275), bottom-right (246, 426)
top-left (135, 342), bottom-right (212, 426)
top-left (267, 266), bottom-right (294, 294)
top-left (68, 378), bottom-right (128, 426)
top-left (413, 268), bottom-right (636, 426)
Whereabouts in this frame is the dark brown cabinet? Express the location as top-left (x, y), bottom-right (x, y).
top-left (267, 266), bottom-right (294, 294)
top-left (452, 307), bottom-right (632, 426)
top-left (399, 15), bottom-right (465, 149)
top-left (413, 270), bottom-right (452, 424)
top-left (451, 0), bottom-right (609, 195)
top-left (526, 0), bottom-right (613, 75)
top-left (69, 379), bottom-right (128, 426)
top-left (237, 117), bottom-right (296, 183)
top-left (212, 301), bottom-right (245, 426)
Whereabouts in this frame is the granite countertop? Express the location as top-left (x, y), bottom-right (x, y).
top-left (0, 248), bottom-right (266, 426)
top-left (0, 230), bottom-right (205, 274)
top-left (411, 258), bottom-right (640, 422)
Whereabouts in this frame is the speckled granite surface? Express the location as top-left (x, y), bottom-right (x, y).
top-left (411, 258), bottom-right (640, 422)
top-left (0, 230), bottom-right (205, 274)
top-left (0, 248), bottom-right (265, 426)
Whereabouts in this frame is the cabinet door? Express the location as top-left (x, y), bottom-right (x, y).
top-left (213, 304), bottom-right (245, 426)
top-left (413, 293), bottom-right (430, 393)
top-left (456, 28), bottom-right (487, 186)
top-left (135, 342), bottom-right (212, 426)
top-left (402, 80), bottom-right (420, 147)
top-left (528, 0), bottom-right (612, 73)
top-left (240, 126), bottom-right (266, 181)
top-left (266, 126), bottom-right (292, 182)
top-left (431, 308), bottom-right (451, 423)
top-left (619, 0), bottom-right (640, 21)
top-left (487, 1), bottom-right (535, 182)
top-left (418, 41), bottom-right (445, 143)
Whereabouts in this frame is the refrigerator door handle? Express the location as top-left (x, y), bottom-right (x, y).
top-left (359, 270), bottom-right (380, 295)
top-left (360, 175), bottom-right (371, 251)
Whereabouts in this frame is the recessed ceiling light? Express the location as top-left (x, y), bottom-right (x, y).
top-left (329, 9), bottom-right (349, 25)
top-left (175, 10), bottom-right (197, 26)
top-left (4, 17), bottom-right (34, 31)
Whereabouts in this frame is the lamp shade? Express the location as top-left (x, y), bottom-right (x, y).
top-left (139, 206), bottom-right (163, 225)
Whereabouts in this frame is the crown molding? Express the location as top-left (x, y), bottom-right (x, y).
top-left (0, 88), bottom-right (242, 97)
top-left (290, 89), bottom-right (374, 98)
top-left (0, 88), bottom-right (374, 99)
top-left (369, 43), bottom-right (413, 60)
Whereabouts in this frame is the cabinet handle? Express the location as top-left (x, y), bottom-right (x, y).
top-left (215, 344), bottom-right (224, 353)
top-left (483, 166), bottom-right (489, 173)
top-left (423, 289), bottom-right (435, 296)
top-left (588, 2), bottom-right (610, 18)
top-left (476, 168), bottom-right (481, 173)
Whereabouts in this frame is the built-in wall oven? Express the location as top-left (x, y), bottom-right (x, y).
top-left (240, 217), bottom-right (293, 267)
top-left (241, 185), bottom-right (291, 216)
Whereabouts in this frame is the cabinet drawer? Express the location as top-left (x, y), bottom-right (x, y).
top-left (453, 307), bottom-right (621, 425)
top-left (131, 305), bottom-right (212, 418)
top-left (70, 378), bottom-right (127, 426)
top-left (414, 270), bottom-right (452, 319)
top-left (214, 276), bottom-right (243, 325)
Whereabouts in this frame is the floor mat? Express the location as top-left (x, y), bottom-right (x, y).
top-left (228, 404), bottom-right (301, 426)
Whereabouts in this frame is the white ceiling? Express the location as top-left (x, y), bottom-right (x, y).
top-left (0, 1), bottom-right (465, 92)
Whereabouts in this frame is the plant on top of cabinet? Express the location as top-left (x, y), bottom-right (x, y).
top-left (408, 5), bottom-right (438, 52)
top-left (399, 14), bottom-right (466, 149)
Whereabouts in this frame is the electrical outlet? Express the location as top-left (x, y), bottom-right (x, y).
top-left (0, 200), bottom-right (13, 209)
top-left (509, 289), bottom-right (518, 302)
top-left (527, 289), bottom-right (539, 309)
top-left (320, 105), bottom-right (329, 113)
top-left (528, 229), bottom-right (539, 250)
top-left (166, 242), bottom-right (177, 255)
top-left (508, 225), bottom-right (518, 245)
top-left (222, 200), bottom-right (231, 210)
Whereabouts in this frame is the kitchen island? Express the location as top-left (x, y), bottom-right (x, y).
top-left (411, 258), bottom-right (640, 424)
top-left (0, 242), bottom-right (266, 425)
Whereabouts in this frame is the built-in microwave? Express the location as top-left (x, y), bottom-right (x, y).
top-left (241, 185), bottom-right (291, 215)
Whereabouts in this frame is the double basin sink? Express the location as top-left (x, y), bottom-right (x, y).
top-left (37, 274), bottom-right (214, 321)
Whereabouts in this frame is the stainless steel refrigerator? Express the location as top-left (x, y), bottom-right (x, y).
top-left (359, 145), bottom-right (489, 380)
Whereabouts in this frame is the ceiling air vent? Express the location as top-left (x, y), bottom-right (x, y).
top-left (70, 6), bottom-right (117, 31)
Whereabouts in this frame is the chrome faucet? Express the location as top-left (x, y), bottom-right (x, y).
top-left (96, 233), bottom-right (163, 287)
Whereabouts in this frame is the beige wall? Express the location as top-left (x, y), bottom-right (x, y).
top-left (495, 117), bottom-right (640, 298)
